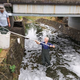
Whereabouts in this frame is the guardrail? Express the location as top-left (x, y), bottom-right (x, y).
top-left (0, 0), bottom-right (80, 5)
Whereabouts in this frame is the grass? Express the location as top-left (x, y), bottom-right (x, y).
top-left (24, 16), bottom-right (57, 22)
top-left (14, 16), bottom-right (23, 21)
top-left (0, 49), bottom-right (2, 53)
top-left (25, 16), bottom-right (42, 21)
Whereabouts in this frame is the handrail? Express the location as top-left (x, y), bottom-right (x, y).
top-left (0, 0), bottom-right (80, 5)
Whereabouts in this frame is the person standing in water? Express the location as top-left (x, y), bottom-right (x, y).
top-left (35, 37), bottom-right (55, 66)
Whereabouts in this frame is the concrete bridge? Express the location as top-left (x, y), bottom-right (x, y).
top-left (0, 0), bottom-right (80, 30)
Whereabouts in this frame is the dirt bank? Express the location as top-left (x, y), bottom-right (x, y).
top-left (0, 21), bottom-right (25, 80)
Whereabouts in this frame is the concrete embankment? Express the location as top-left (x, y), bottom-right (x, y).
top-left (0, 21), bottom-right (25, 80)
top-left (36, 18), bottom-right (80, 42)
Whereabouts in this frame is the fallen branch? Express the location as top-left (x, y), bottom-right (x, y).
top-left (0, 72), bottom-right (8, 79)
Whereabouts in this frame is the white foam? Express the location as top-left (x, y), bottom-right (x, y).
top-left (70, 62), bottom-right (80, 77)
top-left (19, 68), bottom-right (53, 80)
top-left (40, 23), bottom-right (56, 31)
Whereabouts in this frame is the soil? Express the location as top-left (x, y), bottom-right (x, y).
top-left (0, 21), bottom-right (25, 80)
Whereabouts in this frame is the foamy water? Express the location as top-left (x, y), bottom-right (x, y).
top-left (19, 23), bottom-right (80, 80)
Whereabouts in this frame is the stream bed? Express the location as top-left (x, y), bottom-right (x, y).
top-left (18, 23), bottom-right (80, 80)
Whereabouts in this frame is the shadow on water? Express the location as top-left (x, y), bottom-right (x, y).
top-left (19, 23), bottom-right (80, 80)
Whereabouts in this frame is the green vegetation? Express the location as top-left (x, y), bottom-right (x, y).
top-left (14, 16), bottom-right (23, 21)
top-left (0, 48), bottom-right (2, 53)
top-left (13, 78), bottom-right (17, 80)
top-left (25, 16), bottom-right (57, 23)
top-left (10, 65), bottom-right (16, 73)
top-left (25, 16), bottom-right (42, 21)
top-left (3, 58), bottom-right (6, 63)
top-left (19, 16), bottom-right (22, 19)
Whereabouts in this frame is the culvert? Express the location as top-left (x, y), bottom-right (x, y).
top-left (13, 21), bottom-right (23, 27)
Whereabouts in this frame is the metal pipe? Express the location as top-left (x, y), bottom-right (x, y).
top-left (10, 31), bottom-right (29, 39)
top-left (1, 27), bottom-right (52, 47)
top-left (8, 13), bottom-right (80, 17)
top-left (10, 31), bottom-right (51, 46)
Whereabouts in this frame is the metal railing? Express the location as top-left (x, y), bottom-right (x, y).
top-left (0, 0), bottom-right (80, 5)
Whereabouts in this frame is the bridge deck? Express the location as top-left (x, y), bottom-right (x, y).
top-left (0, 3), bottom-right (80, 15)
top-left (12, 5), bottom-right (80, 14)
top-left (0, 0), bottom-right (80, 15)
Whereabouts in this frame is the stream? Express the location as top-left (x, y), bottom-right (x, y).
top-left (18, 22), bottom-right (80, 80)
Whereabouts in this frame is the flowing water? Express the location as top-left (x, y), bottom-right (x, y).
top-left (18, 23), bottom-right (80, 80)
